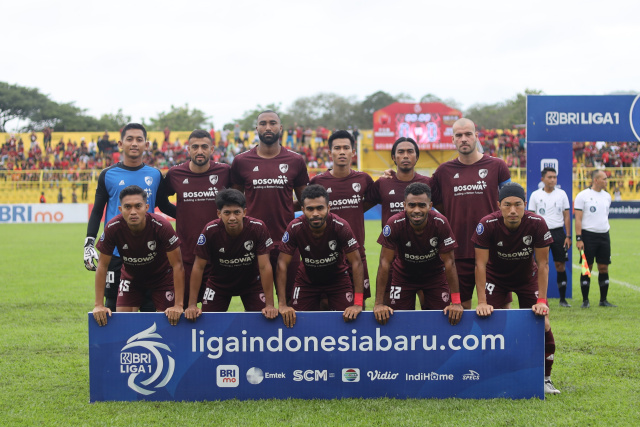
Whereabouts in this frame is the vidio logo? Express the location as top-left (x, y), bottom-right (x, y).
top-left (120, 323), bottom-right (175, 395)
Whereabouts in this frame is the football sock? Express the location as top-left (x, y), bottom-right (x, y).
top-left (598, 273), bottom-right (610, 302)
top-left (580, 275), bottom-right (590, 300)
top-left (545, 328), bottom-right (555, 377)
top-left (557, 271), bottom-right (568, 299)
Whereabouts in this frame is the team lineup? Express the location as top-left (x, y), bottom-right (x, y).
top-left (84, 112), bottom-right (617, 396)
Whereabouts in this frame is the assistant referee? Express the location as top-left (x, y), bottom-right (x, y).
top-left (574, 170), bottom-right (616, 308)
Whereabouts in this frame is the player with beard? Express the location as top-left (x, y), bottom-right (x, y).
top-left (310, 130), bottom-right (374, 304)
top-left (230, 110), bottom-right (309, 302)
top-left (374, 183), bottom-right (463, 325)
top-left (365, 137), bottom-right (431, 307)
top-left (277, 185), bottom-right (364, 328)
top-left (472, 183), bottom-right (560, 394)
top-left (165, 129), bottom-right (231, 307)
top-left (184, 189), bottom-right (277, 319)
top-left (431, 118), bottom-right (511, 309)
top-left (92, 185), bottom-right (184, 326)
top-left (84, 123), bottom-right (176, 313)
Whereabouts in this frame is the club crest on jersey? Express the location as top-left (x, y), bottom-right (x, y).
top-left (166, 291), bottom-right (174, 302)
top-left (523, 235), bottom-right (533, 245)
top-left (145, 176), bottom-right (153, 186)
top-left (197, 234), bottom-right (206, 245)
top-left (383, 225), bottom-right (391, 237)
top-left (147, 240), bottom-right (157, 250)
top-left (244, 240), bottom-right (254, 251)
top-left (329, 240), bottom-right (337, 250)
top-left (282, 231), bottom-right (289, 243)
top-left (590, 206), bottom-right (596, 212)
top-left (430, 237), bottom-right (438, 247)
top-left (352, 183), bottom-right (361, 192)
top-left (539, 208), bottom-right (546, 214)
top-left (99, 232), bottom-right (105, 241)
top-left (279, 164), bottom-right (289, 173)
top-left (209, 175), bottom-right (218, 185)
top-left (478, 169), bottom-right (488, 179)
top-left (346, 292), bottom-right (354, 303)
top-left (476, 223), bottom-right (484, 235)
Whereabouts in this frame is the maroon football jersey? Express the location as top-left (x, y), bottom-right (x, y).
top-left (431, 155), bottom-right (511, 259)
top-left (280, 213), bottom-right (359, 286)
top-left (165, 161), bottom-right (231, 264)
top-left (310, 169), bottom-right (374, 247)
top-left (193, 216), bottom-right (273, 291)
top-left (97, 213), bottom-right (180, 285)
top-left (472, 211), bottom-right (553, 287)
top-left (230, 146), bottom-right (309, 243)
top-left (365, 172), bottom-right (432, 227)
top-left (377, 210), bottom-right (457, 287)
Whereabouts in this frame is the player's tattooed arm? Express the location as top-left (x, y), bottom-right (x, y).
top-left (276, 252), bottom-right (296, 328)
top-left (373, 247), bottom-right (395, 325)
top-left (474, 247), bottom-right (494, 317)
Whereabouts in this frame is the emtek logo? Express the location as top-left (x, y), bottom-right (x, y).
top-left (217, 365), bottom-right (240, 387)
top-left (546, 111), bottom-right (619, 126)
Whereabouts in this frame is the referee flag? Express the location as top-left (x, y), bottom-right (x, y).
top-left (580, 249), bottom-right (591, 277)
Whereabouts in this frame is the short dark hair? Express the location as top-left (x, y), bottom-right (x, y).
top-left (119, 185), bottom-right (147, 202)
top-left (301, 184), bottom-right (329, 205)
top-left (541, 167), bottom-right (557, 177)
top-left (188, 129), bottom-right (212, 143)
top-left (328, 130), bottom-right (355, 149)
top-left (404, 182), bottom-right (431, 200)
top-left (391, 137), bottom-right (420, 159)
top-left (216, 189), bottom-right (246, 210)
top-left (257, 109), bottom-right (281, 123)
top-left (120, 123), bottom-right (147, 141)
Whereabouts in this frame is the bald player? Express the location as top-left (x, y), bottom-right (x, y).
top-left (431, 118), bottom-right (511, 309)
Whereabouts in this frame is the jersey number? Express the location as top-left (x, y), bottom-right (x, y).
top-left (203, 288), bottom-right (216, 301)
top-left (485, 283), bottom-right (495, 295)
top-left (390, 286), bottom-right (402, 300)
top-left (119, 280), bottom-right (130, 293)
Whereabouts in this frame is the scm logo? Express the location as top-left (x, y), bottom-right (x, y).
top-left (217, 364), bottom-right (240, 387)
top-left (293, 369), bottom-right (332, 382)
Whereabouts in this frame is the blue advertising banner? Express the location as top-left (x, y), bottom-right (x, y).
top-left (527, 95), bottom-right (640, 142)
top-left (89, 311), bottom-right (544, 402)
top-left (609, 201), bottom-right (640, 219)
top-left (526, 141), bottom-right (573, 299)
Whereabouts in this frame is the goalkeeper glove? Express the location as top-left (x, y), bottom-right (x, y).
top-left (84, 237), bottom-right (99, 271)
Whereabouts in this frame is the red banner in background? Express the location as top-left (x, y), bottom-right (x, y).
top-left (373, 103), bottom-right (462, 150)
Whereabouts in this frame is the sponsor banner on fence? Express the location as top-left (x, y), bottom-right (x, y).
top-left (609, 201), bottom-right (640, 219)
top-left (89, 310), bottom-right (544, 402)
top-left (527, 95), bottom-right (640, 142)
top-left (0, 203), bottom-right (89, 223)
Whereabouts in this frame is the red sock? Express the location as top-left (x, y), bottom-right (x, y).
top-left (545, 328), bottom-right (555, 377)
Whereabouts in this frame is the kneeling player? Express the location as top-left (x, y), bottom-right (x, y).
top-left (92, 185), bottom-right (184, 326)
top-left (277, 185), bottom-right (364, 327)
top-left (472, 183), bottom-right (560, 395)
top-left (184, 189), bottom-right (278, 320)
top-left (373, 183), bottom-right (463, 325)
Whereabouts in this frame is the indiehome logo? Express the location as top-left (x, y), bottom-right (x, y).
top-left (120, 323), bottom-right (175, 395)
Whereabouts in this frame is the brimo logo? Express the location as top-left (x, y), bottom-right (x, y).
top-left (120, 323), bottom-right (175, 395)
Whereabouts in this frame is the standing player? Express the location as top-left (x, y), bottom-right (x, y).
top-left (165, 129), bottom-right (231, 306)
top-left (574, 170), bottom-right (616, 308)
top-left (374, 183), bottom-right (463, 325)
top-left (230, 110), bottom-right (309, 301)
top-left (277, 185), bottom-right (364, 327)
top-left (310, 130), bottom-right (374, 303)
top-left (92, 185), bottom-right (184, 326)
top-left (472, 183), bottom-right (559, 395)
top-left (365, 137), bottom-right (432, 306)
top-left (184, 189), bottom-right (278, 320)
top-left (84, 123), bottom-right (176, 312)
top-left (528, 167), bottom-right (572, 307)
top-left (431, 118), bottom-right (511, 309)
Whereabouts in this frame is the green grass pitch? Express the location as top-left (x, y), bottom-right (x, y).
top-left (0, 219), bottom-right (639, 425)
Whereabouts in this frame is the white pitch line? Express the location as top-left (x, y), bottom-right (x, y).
top-left (572, 264), bottom-right (640, 292)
